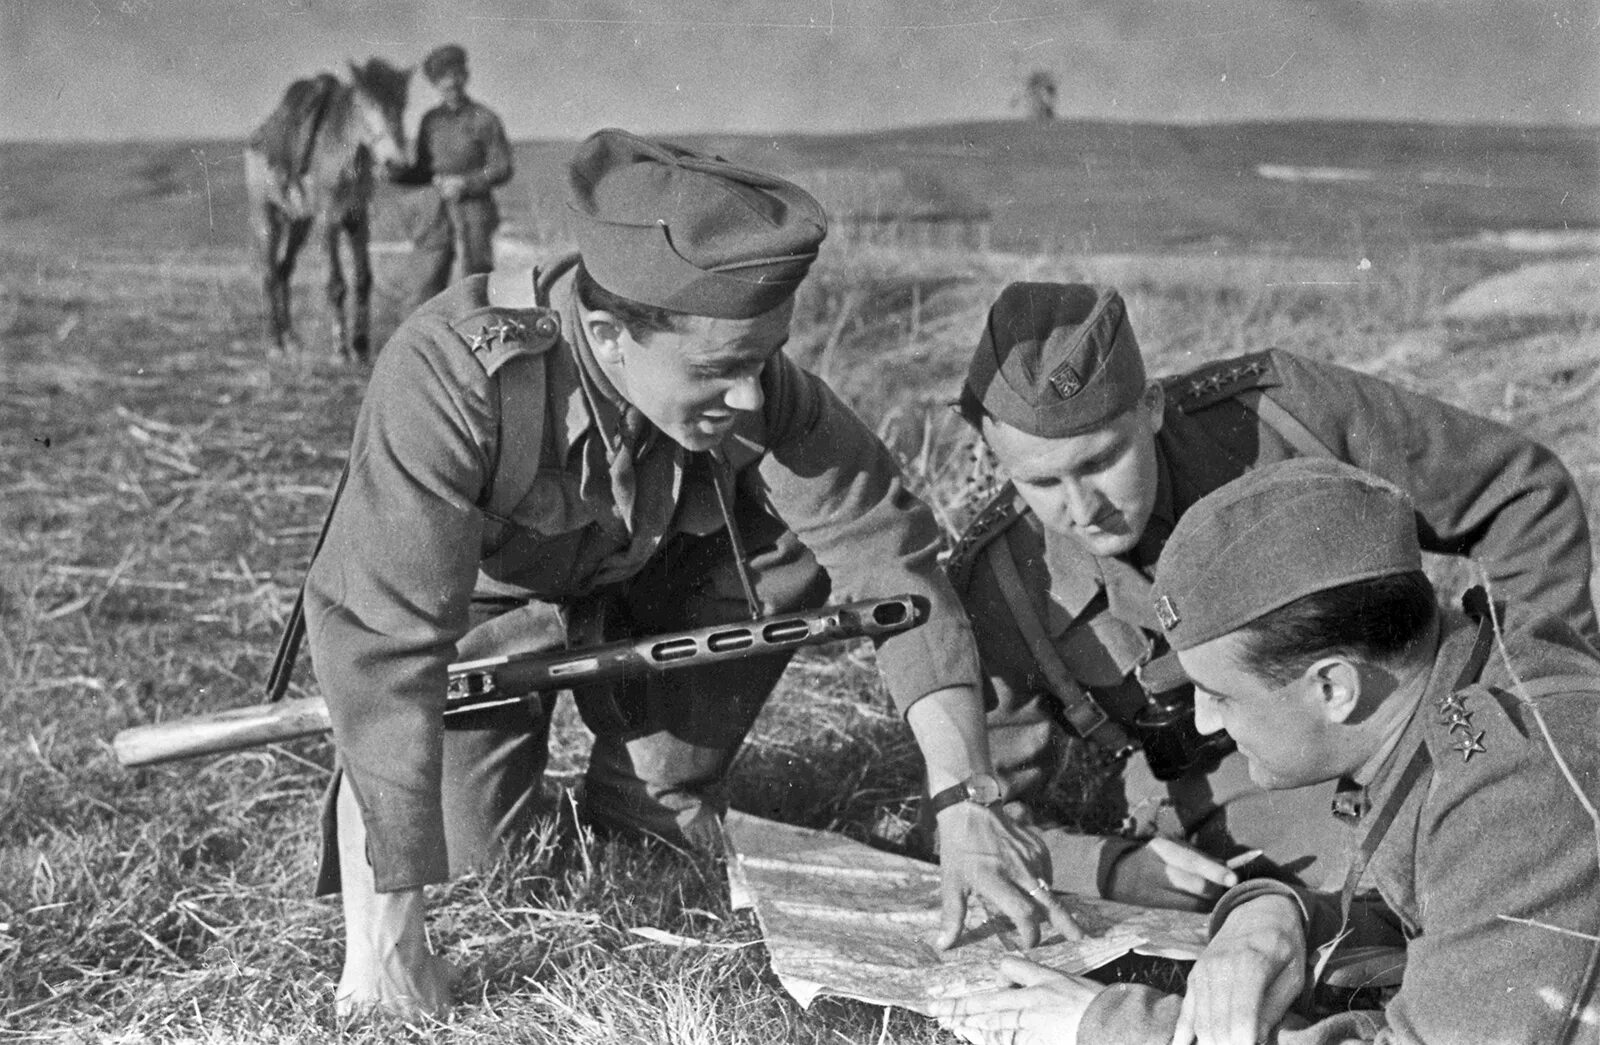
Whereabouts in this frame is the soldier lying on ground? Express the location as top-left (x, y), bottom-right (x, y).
top-left (946, 281), bottom-right (1597, 909)
top-left (307, 128), bottom-right (1079, 1020)
top-left (932, 458), bottom-right (1600, 1045)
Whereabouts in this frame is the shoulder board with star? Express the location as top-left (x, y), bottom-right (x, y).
top-left (944, 484), bottom-right (1026, 593)
top-left (448, 306), bottom-right (561, 378)
top-left (1163, 352), bottom-right (1280, 413)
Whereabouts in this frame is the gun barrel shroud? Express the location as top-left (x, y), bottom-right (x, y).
top-left (112, 594), bottom-right (927, 767)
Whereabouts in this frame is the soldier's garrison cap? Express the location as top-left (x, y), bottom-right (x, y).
top-left (422, 43), bottom-right (467, 81)
top-left (959, 282), bottom-right (1147, 437)
top-left (565, 128), bottom-right (827, 320)
top-left (1153, 459), bottom-right (1422, 651)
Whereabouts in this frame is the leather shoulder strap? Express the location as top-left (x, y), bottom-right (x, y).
top-left (946, 484), bottom-right (1025, 592)
top-left (985, 530), bottom-right (1138, 755)
top-left (1235, 388), bottom-right (1337, 460)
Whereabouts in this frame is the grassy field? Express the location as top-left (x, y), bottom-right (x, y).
top-left (2, 124), bottom-right (1598, 1042)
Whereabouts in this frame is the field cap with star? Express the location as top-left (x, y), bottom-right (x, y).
top-left (958, 282), bottom-right (1147, 437)
top-left (1152, 458), bottom-right (1422, 651)
top-left (565, 128), bottom-right (828, 320)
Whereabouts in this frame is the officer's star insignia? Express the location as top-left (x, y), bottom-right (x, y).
top-left (1444, 711), bottom-right (1474, 734)
top-left (489, 317), bottom-right (526, 343)
top-left (1188, 379), bottom-right (1210, 398)
top-left (467, 326), bottom-right (495, 352)
top-left (1436, 692), bottom-right (1467, 715)
top-left (1240, 360), bottom-right (1267, 378)
top-left (1451, 730), bottom-right (1487, 762)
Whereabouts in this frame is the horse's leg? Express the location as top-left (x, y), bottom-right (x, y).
top-left (257, 204), bottom-right (287, 352)
top-left (275, 216), bottom-right (314, 356)
top-left (344, 207), bottom-right (374, 364)
top-left (323, 215), bottom-right (349, 360)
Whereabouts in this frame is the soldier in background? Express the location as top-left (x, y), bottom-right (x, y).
top-left (389, 43), bottom-right (514, 310)
top-left (946, 281), bottom-right (1596, 910)
top-left (312, 129), bottom-right (1079, 1020)
top-left (932, 458), bottom-right (1600, 1045)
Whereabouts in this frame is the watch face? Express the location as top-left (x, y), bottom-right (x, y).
top-left (965, 773), bottom-right (1003, 805)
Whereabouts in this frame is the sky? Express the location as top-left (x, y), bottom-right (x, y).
top-left (1, 0), bottom-right (1596, 142)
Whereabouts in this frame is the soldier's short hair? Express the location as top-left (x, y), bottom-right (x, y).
top-left (423, 43), bottom-right (468, 82)
top-left (574, 262), bottom-right (688, 340)
top-left (1232, 571), bottom-right (1438, 684)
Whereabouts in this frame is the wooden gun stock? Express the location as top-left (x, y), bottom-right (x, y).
top-left (112, 594), bottom-right (928, 768)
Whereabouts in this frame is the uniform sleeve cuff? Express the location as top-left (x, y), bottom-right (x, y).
top-left (1030, 828), bottom-right (1141, 897)
top-left (1078, 982), bottom-right (1183, 1045)
top-left (1207, 878), bottom-right (1308, 939)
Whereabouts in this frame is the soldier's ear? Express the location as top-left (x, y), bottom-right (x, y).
top-left (584, 311), bottom-right (628, 364)
top-left (1142, 380), bottom-right (1166, 434)
top-left (1306, 657), bottom-right (1362, 724)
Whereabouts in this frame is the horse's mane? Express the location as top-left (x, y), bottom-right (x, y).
top-left (249, 73), bottom-right (341, 178)
top-left (348, 57), bottom-right (411, 113)
top-left (248, 58), bottom-right (409, 181)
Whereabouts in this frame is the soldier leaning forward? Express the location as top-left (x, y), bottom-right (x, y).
top-left (307, 130), bottom-right (1079, 1021)
top-left (947, 281), bottom-right (1597, 909)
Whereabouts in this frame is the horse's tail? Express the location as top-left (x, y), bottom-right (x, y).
top-left (248, 73), bottom-right (341, 183)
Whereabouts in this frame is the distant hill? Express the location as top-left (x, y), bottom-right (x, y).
top-left (2, 120), bottom-right (1595, 257)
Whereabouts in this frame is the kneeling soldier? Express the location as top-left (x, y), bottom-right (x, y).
top-left (308, 129), bottom-right (1077, 1019)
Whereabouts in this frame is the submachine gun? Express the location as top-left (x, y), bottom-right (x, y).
top-left (112, 594), bottom-right (928, 768)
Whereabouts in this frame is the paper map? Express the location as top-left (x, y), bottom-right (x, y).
top-left (723, 811), bottom-right (1208, 1014)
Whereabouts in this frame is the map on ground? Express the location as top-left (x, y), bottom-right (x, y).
top-left (723, 812), bottom-right (1209, 1014)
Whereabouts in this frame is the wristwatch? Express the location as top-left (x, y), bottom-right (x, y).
top-left (927, 772), bottom-right (1004, 815)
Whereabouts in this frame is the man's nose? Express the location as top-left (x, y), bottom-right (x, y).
top-left (1058, 481), bottom-right (1102, 526)
top-left (725, 374), bottom-right (763, 412)
top-left (1192, 691), bottom-right (1226, 736)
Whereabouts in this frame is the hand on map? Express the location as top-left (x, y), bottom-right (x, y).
top-left (933, 802), bottom-right (1086, 950)
top-left (1170, 893), bottom-right (1305, 1045)
top-left (927, 954), bottom-right (1100, 1044)
top-left (1105, 837), bottom-right (1241, 911)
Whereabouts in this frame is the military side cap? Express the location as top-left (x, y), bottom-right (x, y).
top-left (959, 282), bottom-right (1147, 437)
top-left (423, 43), bottom-right (467, 81)
top-left (1152, 459), bottom-right (1422, 651)
top-left (565, 128), bottom-right (827, 320)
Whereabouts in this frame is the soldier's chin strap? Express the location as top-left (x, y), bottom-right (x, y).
top-left (708, 447), bottom-right (763, 622)
top-left (1312, 586), bottom-right (1497, 987)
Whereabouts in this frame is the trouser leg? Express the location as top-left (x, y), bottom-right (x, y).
top-left (314, 598), bottom-right (566, 895)
top-left (578, 523), bottom-right (830, 849)
top-left (406, 195), bottom-right (455, 310)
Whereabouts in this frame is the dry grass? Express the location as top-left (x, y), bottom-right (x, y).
top-left (2, 228), bottom-right (1596, 1043)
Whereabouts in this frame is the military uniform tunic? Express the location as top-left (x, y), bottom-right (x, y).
top-left (390, 98), bottom-right (514, 307)
top-left (306, 268), bottom-right (980, 893)
top-left (1075, 606), bottom-right (1600, 1044)
top-left (951, 349), bottom-right (1597, 896)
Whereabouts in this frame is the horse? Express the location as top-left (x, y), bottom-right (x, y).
top-left (244, 59), bottom-right (411, 363)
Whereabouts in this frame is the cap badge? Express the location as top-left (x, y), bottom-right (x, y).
top-left (1049, 364), bottom-right (1084, 399)
top-left (1154, 595), bottom-right (1181, 630)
